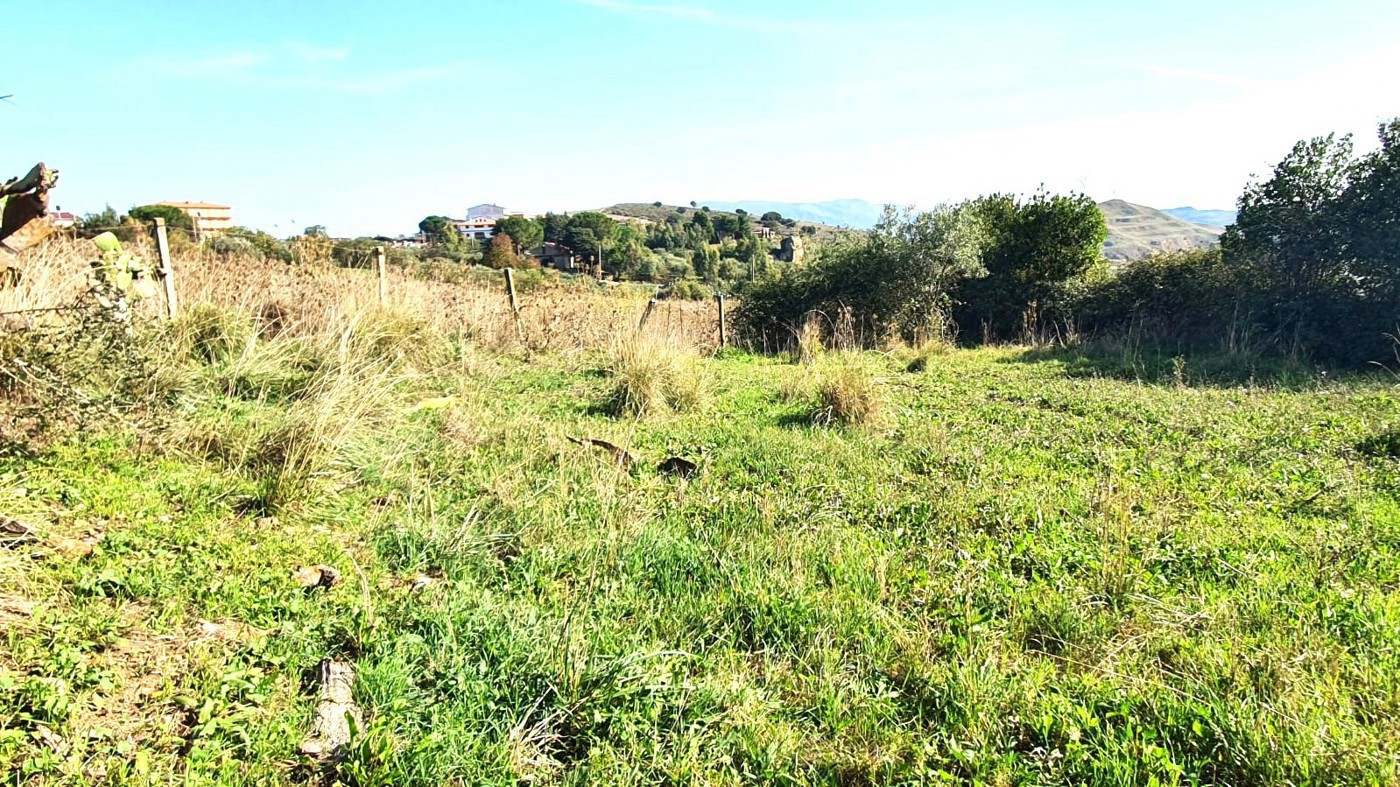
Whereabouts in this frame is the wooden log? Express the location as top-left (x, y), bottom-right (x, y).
top-left (299, 659), bottom-right (361, 760)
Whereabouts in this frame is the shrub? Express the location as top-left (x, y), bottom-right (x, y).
top-left (173, 304), bottom-right (257, 365)
top-left (1068, 248), bottom-right (1246, 352)
top-left (663, 279), bottom-right (712, 301)
top-left (737, 205), bottom-right (985, 350)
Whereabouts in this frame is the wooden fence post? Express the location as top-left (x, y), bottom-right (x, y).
top-left (716, 293), bottom-right (727, 348)
top-left (504, 268), bottom-right (523, 340)
top-left (375, 246), bottom-right (387, 306)
top-left (637, 298), bottom-right (657, 334)
top-left (152, 217), bottom-right (178, 319)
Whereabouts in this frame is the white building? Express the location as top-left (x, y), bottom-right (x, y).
top-left (454, 204), bottom-right (524, 240)
top-left (467, 204), bottom-right (509, 221)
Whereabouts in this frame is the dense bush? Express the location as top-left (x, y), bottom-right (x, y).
top-left (737, 206), bottom-right (984, 350)
top-left (739, 118), bottom-right (1398, 367)
top-left (956, 191), bottom-right (1107, 341)
top-left (1068, 249), bottom-right (1246, 349)
top-left (662, 279), bottom-right (712, 301)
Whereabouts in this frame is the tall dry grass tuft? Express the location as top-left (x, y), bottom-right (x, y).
top-left (902, 334), bottom-right (952, 373)
top-left (812, 357), bottom-right (881, 426)
top-left (173, 306), bottom-right (433, 513)
top-left (604, 333), bottom-right (707, 418)
top-left (794, 313), bottom-right (825, 365)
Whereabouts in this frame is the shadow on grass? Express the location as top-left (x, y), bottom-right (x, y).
top-left (996, 344), bottom-right (1338, 389)
top-left (775, 410), bottom-right (817, 429)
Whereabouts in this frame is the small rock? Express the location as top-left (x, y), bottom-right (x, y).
top-left (292, 564), bottom-right (341, 590)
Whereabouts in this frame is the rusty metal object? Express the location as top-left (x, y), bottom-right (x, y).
top-left (0, 163), bottom-right (59, 256)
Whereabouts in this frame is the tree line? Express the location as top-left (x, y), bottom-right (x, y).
top-left (738, 117), bottom-right (1400, 367)
top-left (420, 206), bottom-right (783, 291)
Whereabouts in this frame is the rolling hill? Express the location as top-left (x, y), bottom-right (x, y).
top-left (1099, 199), bottom-right (1224, 262)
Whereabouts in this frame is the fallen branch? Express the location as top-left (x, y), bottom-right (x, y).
top-left (299, 659), bottom-right (362, 761)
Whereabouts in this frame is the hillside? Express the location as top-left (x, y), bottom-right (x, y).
top-left (1164, 206), bottom-right (1236, 227)
top-left (1099, 199), bottom-right (1224, 262)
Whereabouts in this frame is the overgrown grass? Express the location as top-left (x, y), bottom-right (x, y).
top-left (2, 299), bottom-right (1399, 784)
top-left (603, 334), bottom-right (707, 418)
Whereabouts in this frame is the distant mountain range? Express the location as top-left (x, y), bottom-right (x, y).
top-left (606, 198), bottom-right (1234, 262)
top-left (699, 199), bottom-right (885, 229)
top-left (1163, 207), bottom-right (1237, 227)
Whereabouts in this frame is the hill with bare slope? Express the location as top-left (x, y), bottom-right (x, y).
top-left (1099, 199), bottom-right (1224, 262)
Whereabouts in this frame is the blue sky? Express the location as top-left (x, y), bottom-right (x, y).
top-left (10, 1), bottom-right (1399, 235)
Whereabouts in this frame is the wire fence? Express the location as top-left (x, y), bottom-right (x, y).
top-left (2, 221), bottom-right (729, 353)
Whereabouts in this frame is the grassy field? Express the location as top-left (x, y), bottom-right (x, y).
top-left (2, 289), bottom-right (1398, 786)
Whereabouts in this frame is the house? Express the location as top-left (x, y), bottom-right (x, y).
top-left (453, 218), bottom-right (497, 240)
top-left (373, 234), bottom-right (425, 249)
top-left (466, 204), bottom-right (511, 221)
top-left (526, 242), bottom-right (580, 271)
top-left (453, 204), bottom-right (525, 241)
top-left (46, 209), bottom-right (78, 228)
top-left (155, 201), bottom-right (233, 239)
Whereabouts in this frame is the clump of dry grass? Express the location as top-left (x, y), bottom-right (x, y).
top-left (902, 337), bottom-right (952, 373)
top-left (812, 358), bottom-right (881, 426)
top-left (340, 308), bottom-right (456, 374)
top-left (794, 314), bottom-right (825, 365)
top-left (604, 334), bottom-right (707, 418)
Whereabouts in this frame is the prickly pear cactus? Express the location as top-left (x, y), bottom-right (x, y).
top-left (88, 232), bottom-right (156, 319)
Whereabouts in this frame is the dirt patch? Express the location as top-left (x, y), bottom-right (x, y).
top-left (73, 604), bottom-right (271, 758)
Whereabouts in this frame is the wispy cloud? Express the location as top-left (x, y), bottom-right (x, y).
top-left (573, 0), bottom-right (841, 35)
top-left (191, 52), bottom-right (269, 73)
top-left (270, 65), bottom-right (457, 95)
top-left (289, 42), bottom-right (352, 64)
top-left (1121, 63), bottom-right (1272, 90)
top-left (135, 43), bottom-right (455, 95)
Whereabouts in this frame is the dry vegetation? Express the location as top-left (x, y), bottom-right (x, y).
top-left (1, 236), bottom-right (719, 355)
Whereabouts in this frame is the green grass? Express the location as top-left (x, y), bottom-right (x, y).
top-left (2, 340), bottom-right (1399, 785)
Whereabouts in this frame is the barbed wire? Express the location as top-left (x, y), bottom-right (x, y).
top-left (0, 304), bottom-right (85, 317)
